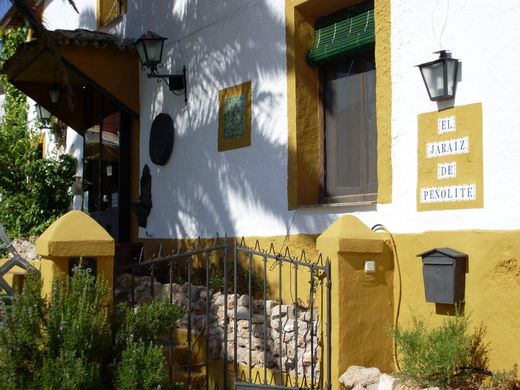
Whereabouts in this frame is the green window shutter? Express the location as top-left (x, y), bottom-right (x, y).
top-left (307, 2), bottom-right (375, 67)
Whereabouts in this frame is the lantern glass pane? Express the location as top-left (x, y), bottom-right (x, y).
top-left (36, 105), bottom-right (51, 122)
top-left (446, 59), bottom-right (458, 97)
top-left (420, 60), bottom-right (445, 99)
top-left (145, 39), bottom-right (163, 64)
top-left (48, 89), bottom-right (60, 105)
top-left (135, 41), bottom-right (148, 65)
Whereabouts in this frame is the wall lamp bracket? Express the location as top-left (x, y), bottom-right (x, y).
top-left (146, 66), bottom-right (187, 104)
top-left (133, 31), bottom-right (188, 105)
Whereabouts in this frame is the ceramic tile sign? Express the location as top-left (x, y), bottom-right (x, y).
top-left (218, 81), bottom-right (251, 152)
top-left (417, 103), bottom-right (483, 211)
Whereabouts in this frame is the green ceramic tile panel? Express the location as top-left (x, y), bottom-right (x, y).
top-left (223, 94), bottom-right (246, 140)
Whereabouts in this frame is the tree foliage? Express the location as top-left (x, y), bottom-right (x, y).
top-left (0, 27), bottom-right (76, 237)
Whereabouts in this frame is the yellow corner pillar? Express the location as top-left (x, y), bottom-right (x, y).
top-left (35, 210), bottom-right (115, 298)
top-left (317, 216), bottom-right (394, 388)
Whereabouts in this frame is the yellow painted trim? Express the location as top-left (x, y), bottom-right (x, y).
top-left (417, 102), bottom-right (483, 211)
top-left (392, 229), bottom-right (520, 372)
top-left (375, 0), bottom-right (392, 204)
top-left (218, 81), bottom-right (252, 152)
top-left (285, 0), bottom-right (392, 209)
top-left (96, 0), bottom-right (127, 29)
top-left (36, 210), bottom-right (115, 257)
top-left (317, 215), bottom-right (394, 387)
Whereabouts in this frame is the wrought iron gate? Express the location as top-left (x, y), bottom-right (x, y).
top-left (230, 240), bottom-right (331, 390)
top-left (116, 237), bottom-right (331, 390)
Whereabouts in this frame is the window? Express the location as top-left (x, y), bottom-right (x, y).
top-left (97, 0), bottom-right (127, 27)
top-left (286, 0), bottom-right (391, 209)
top-left (307, 1), bottom-right (377, 203)
top-left (322, 50), bottom-right (377, 202)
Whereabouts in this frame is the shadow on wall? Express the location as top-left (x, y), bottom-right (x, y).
top-left (119, 0), bottom-right (339, 238)
top-left (78, 6), bottom-right (96, 30)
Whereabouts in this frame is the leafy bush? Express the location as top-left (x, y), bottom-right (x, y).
top-left (113, 298), bottom-right (184, 390)
top-left (41, 267), bottom-right (111, 389)
top-left (114, 298), bottom-right (184, 347)
top-left (488, 364), bottom-right (519, 390)
top-left (0, 268), bottom-right (185, 389)
top-left (0, 27), bottom-right (76, 238)
top-left (114, 341), bottom-right (165, 390)
top-left (0, 273), bottom-right (45, 390)
top-left (390, 311), bottom-right (489, 388)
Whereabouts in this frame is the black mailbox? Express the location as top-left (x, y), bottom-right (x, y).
top-left (417, 248), bottom-right (467, 304)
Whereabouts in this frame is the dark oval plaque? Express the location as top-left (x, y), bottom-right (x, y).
top-left (149, 113), bottom-right (174, 165)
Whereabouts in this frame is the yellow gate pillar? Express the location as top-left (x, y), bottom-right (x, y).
top-left (35, 210), bottom-right (115, 298)
top-left (317, 216), bottom-right (394, 388)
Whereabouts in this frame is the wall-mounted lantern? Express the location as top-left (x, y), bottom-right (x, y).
top-left (35, 103), bottom-right (52, 128)
top-left (48, 86), bottom-right (61, 107)
top-left (417, 50), bottom-right (459, 101)
top-left (133, 31), bottom-right (187, 104)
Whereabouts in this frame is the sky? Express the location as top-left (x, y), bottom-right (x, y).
top-left (0, 2), bottom-right (11, 21)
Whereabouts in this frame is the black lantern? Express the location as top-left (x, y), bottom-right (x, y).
top-left (35, 103), bottom-right (52, 126)
top-left (133, 31), bottom-right (187, 104)
top-left (418, 50), bottom-right (459, 101)
top-left (48, 86), bottom-right (61, 107)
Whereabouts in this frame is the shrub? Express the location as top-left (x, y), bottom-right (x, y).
top-left (114, 341), bottom-right (165, 390)
top-left (488, 364), bottom-right (519, 390)
top-left (0, 269), bottom-right (186, 389)
top-left (0, 273), bottom-right (45, 390)
top-left (41, 267), bottom-right (112, 389)
top-left (390, 311), bottom-right (489, 388)
top-left (114, 298), bottom-right (184, 347)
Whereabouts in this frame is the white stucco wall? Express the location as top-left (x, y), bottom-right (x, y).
top-left (133, 0), bottom-right (296, 238)
top-left (134, 0), bottom-right (520, 239)
top-left (385, 0), bottom-right (520, 233)
top-left (38, 0), bottom-right (520, 238)
top-left (43, 0), bottom-right (97, 31)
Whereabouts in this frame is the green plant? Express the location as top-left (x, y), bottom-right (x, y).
top-left (114, 340), bottom-right (165, 390)
top-left (0, 273), bottom-right (45, 390)
top-left (114, 298), bottom-right (184, 347)
top-left (390, 311), bottom-right (489, 388)
top-left (485, 364), bottom-right (519, 390)
top-left (0, 268), bottom-right (186, 389)
top-left (40, 267), bottom-right (112, 389)
top-left (208, 258), bottom-right (266, 297)
top-left (0, 27), bottom-right (76, 238)
top-left (113, 298), bottom-right (184, 389)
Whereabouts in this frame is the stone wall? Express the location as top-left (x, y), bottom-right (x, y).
top-left (116, 273), bottom-right (321, 380)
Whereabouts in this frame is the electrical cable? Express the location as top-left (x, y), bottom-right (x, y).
top-left (371, 223), bottom-right (402, 372)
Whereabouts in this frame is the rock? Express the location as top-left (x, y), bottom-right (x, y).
top-left (199, 288), bottom-right (214, 299)
top-left (339, 366), bottom-right (381, 390)
top-left (211, 292), bottom-right (225, 306)
top-left (251, 314), bottom-right (264, 324)
top-left (238, 294), bottom-right (250, 307)
top-left (271, 304), bottom-right (287, 319)
top-left (264, 300), bottom-right (278, 316)
top-left (116, 273), bottom-right (134, 289)
top-left (378, 374), bottom-right (401, 390)
top-left (284, 321), bottom-right (295, 333)
top-left (114, 288), bottom-right (129, 302)
top-left (298, 308), bottom-right (319, 322)
top-left (235, 306), bottom-right (250, 320)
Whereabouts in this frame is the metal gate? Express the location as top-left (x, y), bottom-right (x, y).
top-left (230, 239), bottom-right (331, 390)
top-left (0, 224), bottom-right (40, 300)
top-left (116, 237), bottom-right (331, 390)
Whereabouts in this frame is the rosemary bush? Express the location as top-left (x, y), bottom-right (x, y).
top-left (0, 269), bottom-right (184, 389)
top-left (390, 312), bottom-right (489, 388)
